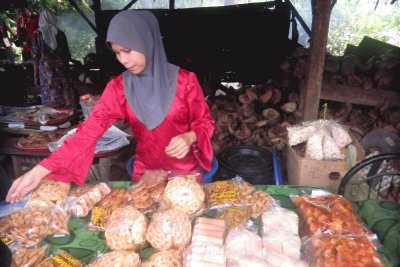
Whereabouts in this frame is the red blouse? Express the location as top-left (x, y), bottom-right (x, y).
top-left (39, 69), bottom-right (215, 184)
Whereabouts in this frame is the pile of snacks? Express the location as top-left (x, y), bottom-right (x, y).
top-left (287, 120), bottom-right (352, 160)
top-left (18, 131), bottom-right (64, 149)
top-left (0, 173), bottom-right (385, 267)
top-left (294, 194), bottom-right (384, 267)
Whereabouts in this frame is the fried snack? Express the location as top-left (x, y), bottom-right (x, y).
top-left (18, 131), bottom-right (63, 149)
top-left (205, 181), bottom-right (241, 209)
top-left (7, 208), bottom-right (53, 246)
top-left (293, 194), bottom-right (370, 236)
top-left (31, 179), bottom-right (71, 206)
top-left (142, 249), bottom-right (182, 267)
top-left (88, 188), bottom-right (132, 231)
top-left (11, 245), bottom-right (47, 267)
top-left (50, 206), bottom-right (69, 236)
top-left (163, 176), bottom-right (205, 216)
top-left (307, 234), bottom-right (384, 267)
top-left (66, 183), bottom-right (111, 217)
top-left (37, 250), bottom-right (83, 267)
top-left (88, 250), bottom-right (140, 267)
top-left (216, 206), bottom-right (251, 230)
top-left (237, 182), bottom-right (275, 218)
top-left (105, 206), bottom-right (148, 250)
top-left (146, 210), bottom-right (192, 251)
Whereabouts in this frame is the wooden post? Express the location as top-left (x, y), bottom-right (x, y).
top-left (299, 0), bottom-right (336, 121)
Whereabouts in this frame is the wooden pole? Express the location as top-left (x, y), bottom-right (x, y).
top-left (299, 0), bottom-right (336, 121)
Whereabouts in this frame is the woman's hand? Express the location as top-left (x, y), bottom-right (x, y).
top-left (6, 165), bottom-right (50, 203)
top-left (165, 131), bottom-right (197, 159)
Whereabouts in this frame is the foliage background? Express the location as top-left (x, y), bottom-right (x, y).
top-left (2, 0), bottom-right (400, 61)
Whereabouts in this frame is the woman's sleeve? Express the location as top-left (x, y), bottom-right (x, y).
top-left (39, 80), bottom-right (126, 185)
top-left (186, 72), bottom-right (215, 171)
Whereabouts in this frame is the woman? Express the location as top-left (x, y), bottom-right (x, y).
top-left (31, 10), bottom-right (77, 108)
top-left (6, 10), bottom-right (215, 203)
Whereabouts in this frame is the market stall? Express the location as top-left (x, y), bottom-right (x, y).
top-left (1, 177), bottom-right (398, 266)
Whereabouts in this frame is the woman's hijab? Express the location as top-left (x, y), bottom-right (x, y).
top-left (38, 10), bottom-right (59, 50)
top-left (106, 10), bottom-right (179, 130)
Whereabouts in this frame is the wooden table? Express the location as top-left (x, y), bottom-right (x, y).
top-left (0, 137), bottom-right (130, 180)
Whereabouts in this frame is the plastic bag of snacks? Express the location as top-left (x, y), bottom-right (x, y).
top-left (204, 180), bottom-right (242, 210)
top-left (161, 174), bottom-right (205, 217)
top-left (141, 249), bottom-right (182, 267)
top-left (37, 249), bottom-right (83, 267)
top-left (234, 176), bottom-right (276, 218)
top-left (10, 243), bottom-right (47, 267)
top-left (146, 210), bottom-right (192, 251)
top-left (130, 169), bottom-right (168, 213)
top-left (88, 188), bottom-right (132, 231)
top-left (64, 182), bottom-right (111, 218)
top-left (27, 179), bottom-right (70, 206)
top-left (292, 193), bottom-right (371, 236)
top-left (214, 205), bottom-right (252, 230)
top-left (303, 233), bottom-right (384, 267)
top-left (88, 250), bottom-right (140, 267)
top-left (104, 206), bottom-right (148, 251)
top-left (261, 206), bottom-right (303, 263)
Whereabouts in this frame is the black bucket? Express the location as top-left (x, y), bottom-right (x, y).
top-left (216, 145), bottom-right (274, 185)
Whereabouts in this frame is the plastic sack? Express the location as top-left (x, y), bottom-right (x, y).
top-left (142, 249), bottom-right (182, 267)
top-left (10, 243), bottom-right (48, 267)
top-left (305, 131), bottom-right (324, 160)
top-left (205, 180), bottom-right (242, 210)
top-left (287, 125), bottom-right (317, 147)
top-left (37, 249), bottom-right (83, 266)
top-left (322, 133), bottom-right (345, 160)
top-left (0, 193), bottom-right (30, 218)
top-left (104, 206), bottom-right (148, 251)
top-left (146, 210), bottom-right (192, 251)
top-left (329, 121), bottom-right (352, 148)
top-left (303, 233), bottom-right (384, 267)
top-left (225, 227), bottom-right (263, 259)
top-left (293, 194), bottom-right (371, 236)
top-left (162, 175), bottom-right (205, 217)
top-left (215, 205), bottom-right (252, 230)
top-left (88, 250), bottom-right (140, 267)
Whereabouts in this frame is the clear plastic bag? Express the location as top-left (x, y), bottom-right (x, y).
top-left (28, 179), bottom-right (71, 206)
top-left (329, 121), bottom-right (352, 148)
top-left (161, 174), bottom-right (205, 217)
top-left (104, 206), bottom-right (148, 251)
top-left (141, 249), bottom-right (182, 267)
top-left (10, 243), bottom-right (48, 267)
top-left (88, 187), bottom-right (132, 231)
top-left (305, 131), bottom-right (324, 160)
top-left (303, 233), bottom-right (384, 267)
top-left (287, 125), bottom-right (317, 147)
top-left (88, 250), bottom-right (141, 267)
top-left (292, 194), bottom-right (371, 236)
top-left (145, 210), bottom-right (192, 251)
top-left (36, 249), bottom-right (83, 267)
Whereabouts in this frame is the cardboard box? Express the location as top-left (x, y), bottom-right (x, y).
top-left (286, 141), bottom-right (365, 192)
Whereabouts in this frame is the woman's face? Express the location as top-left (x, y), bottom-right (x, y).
top-left (111, 43), bottom-right (146, 75)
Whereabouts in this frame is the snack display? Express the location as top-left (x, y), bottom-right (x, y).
top-left (105, 206), bottom-right (148, 250)
top-left (163, 176), bottom-right (205, 216)
top-left (88, 250), bottom-right (140, 267)
top-left (293, 194), bottom-right (370, 236)
top-left (142, 249), bottom-right (182, 267)
top-left (146, 210), bottom-right (192, 251)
